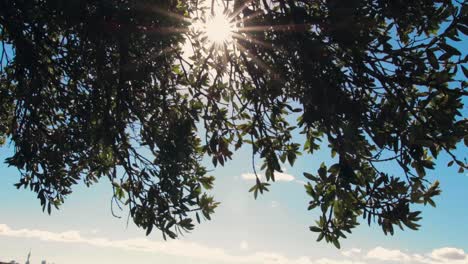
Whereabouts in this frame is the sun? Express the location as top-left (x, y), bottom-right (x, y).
top-left (201, 14), bottom-right (236, 45)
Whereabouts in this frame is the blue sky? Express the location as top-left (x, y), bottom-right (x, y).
top-left (0, 134), bottom-right (467, 264)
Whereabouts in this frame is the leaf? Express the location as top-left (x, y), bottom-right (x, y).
top-left (146, 224), bottom-right (154, 236)
top-left (462, 66), bottom-right (468, 79)
top-left (309, 226), bottom-right (322, 232)
top-left (427, 50), bottom-right (439, 69)
top-left (421, 160), bottom-right (435, 169)
top-left (316, 232), bottom-right (325, 242)
top-left (457, 25), bottom-right (468, 35)
top-left (427, 198), bottom-right (436, 207)
top-left (439, 43), bottom-right (461, 56)
top-left (287, 152), bottom-right (296, 166)
top-left (304, 172), bottom-right (318, 181)
top-left (318, 164), bottom-right (327, 179)
top-left (332, 239), bottom-right (341, 249)
top-left (328, 163), bottom-right (341, 175)
top-left (438, 52), bottom-right (452, 61)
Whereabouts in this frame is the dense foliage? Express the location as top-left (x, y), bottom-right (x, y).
top-left (1, 0), bottom-right (467, 247)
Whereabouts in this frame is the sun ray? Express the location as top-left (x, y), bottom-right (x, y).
top-left (237, 24), bottom-right (311, 33)
top-left (232, 32), bottom-right (273, 49)
top-left (139, 26), bottom-right (189, 35)
top-left (238, 10), bottom-right (265, 24)
top-left (235, 42), bottom-right (271, 73)
top-left (137, 3), bottom-right (192, 23)
top-left (231, 1), bottom-right (253, 19)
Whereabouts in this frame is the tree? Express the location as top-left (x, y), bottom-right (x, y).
top-left (0, 0), bottom-right (467, 248)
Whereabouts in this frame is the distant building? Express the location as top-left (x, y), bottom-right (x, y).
top-left (0, 251), bottom-right (49, 264)
top-left (25, 251), bottom-right (30, 264)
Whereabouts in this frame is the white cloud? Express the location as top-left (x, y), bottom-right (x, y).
top-left (364, 246), bottom-right (468, 264)
top-left (241, 173), bottom-right (260, 181)
top-left (342, 248), bottom-right (362, 257)
top-left (0, 223), bottom-right (232, 262)
top-left (366, 247), bottom-right (411, 262)
top-left (313, 259), bottom-right (367, 264)
top-left (275, 172), bottom-right (295, 181)
top-left (1, 224), bottom-right (467, 264)
top-left (241, 172), bottom-right (295, 182)
top-left (240, 240), bottom-right (249, 250)
top-left (270, 201), bottom-right (279, 208)
top-left (296, 180), bottom-right (307, 185)
top-left (431, 248), bottom-right (467, 261)
top-left (0, 224), bottom-right (363, 264)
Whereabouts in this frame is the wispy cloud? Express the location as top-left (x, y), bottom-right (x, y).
top-left (270, 201), bottom-right (279, 208)
top-left (342, 248), bottom-right (362, 257)
top-left (241, 172), bottom-right (295, 182)
top-left (365, 246), bottom-right (468, 264)
top-left (241, 171), bottom-right (310, 186)
top-left (1, 224), bottom-right (467, 264)
top-left (0, 224), bottom-right (354, 264)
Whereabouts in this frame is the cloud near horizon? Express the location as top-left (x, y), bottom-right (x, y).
top-left (1, 224), bottom-right (467, 264)
top-left (364, 246), bottom-right (467, 264)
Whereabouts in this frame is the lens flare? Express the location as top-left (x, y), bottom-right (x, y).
top-left (202, 14), bottom-right (235, 45)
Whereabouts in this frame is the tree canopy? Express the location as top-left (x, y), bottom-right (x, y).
top-left (0, 0), bottom-right (467, 248)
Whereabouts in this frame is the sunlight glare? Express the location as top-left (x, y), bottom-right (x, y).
top-left (203, 14), bottom-right (235, 45)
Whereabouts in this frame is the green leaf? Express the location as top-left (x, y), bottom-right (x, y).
top-left (427, 50), bottom-right (439, 69)
top-left (439, 43), bottom-right (461, 56)
top-left (458, 25), bottom-right (468, 35)
top-left (332, 239), bottom-right (341, 249)
top-left (309, 226), bottom-right (322, 232)
top-left (462, 66), bottom-right (468, 78)
top-left (316, 232), bottom-right (325, 242)
top-left (303, 172), bottom-right (318, 181)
